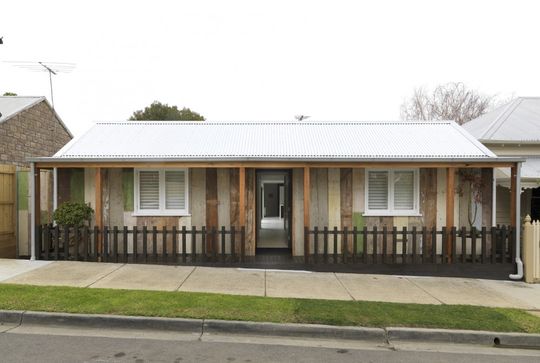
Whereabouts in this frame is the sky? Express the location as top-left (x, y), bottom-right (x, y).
top-left (1, 0), bottom-right (539, 136)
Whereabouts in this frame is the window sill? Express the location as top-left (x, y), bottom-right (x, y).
top-left (131, 212), bottom-right (192, 217)
top-left (362, 212), bottom-right (423, 217)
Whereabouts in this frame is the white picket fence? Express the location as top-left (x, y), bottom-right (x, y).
top-left (523, 215), bottom-right (540, 283)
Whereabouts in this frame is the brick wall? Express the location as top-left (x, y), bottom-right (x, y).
top-left (0, 100), bottom-right (72, 166)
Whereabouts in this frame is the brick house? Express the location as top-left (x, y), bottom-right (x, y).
top-left (0, 96), bottom-right (72, 166)
top-left (0, 96), bottom-right (72, 257)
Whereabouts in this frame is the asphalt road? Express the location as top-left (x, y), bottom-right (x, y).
top-left (1, 330), bottom-right (540, 363)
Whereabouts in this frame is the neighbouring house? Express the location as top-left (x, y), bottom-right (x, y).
top-left (27, 120), bottom-right (522, 275)
top-left (463, 97), bottom-right (540, 225)
top-left (0, 96), bottom-right (72, 258)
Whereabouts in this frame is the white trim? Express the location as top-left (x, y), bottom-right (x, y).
top-left (134, 168), bottom-right (189, 216)
top-left (364, 168), bottom-right (420, 216)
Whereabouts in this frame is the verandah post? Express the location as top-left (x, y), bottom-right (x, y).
top-left (446, 167), bottom-right (455, 263)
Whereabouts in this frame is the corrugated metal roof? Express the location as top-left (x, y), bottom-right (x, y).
top-left (0, 96), bottom-right (44, 123)
top-left (48, 121), bottom-right (496, 161)
top-left (463, 97), bottom-right (540, 142)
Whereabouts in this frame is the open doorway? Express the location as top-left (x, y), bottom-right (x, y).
top-left (256, 170), bottom-right (292, 254)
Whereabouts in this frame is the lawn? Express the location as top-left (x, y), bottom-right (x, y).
top-left (1, 284), bottom-right (539, 333)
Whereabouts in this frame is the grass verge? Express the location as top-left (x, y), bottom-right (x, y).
top-left (0, 284), bottom-right (539, 333)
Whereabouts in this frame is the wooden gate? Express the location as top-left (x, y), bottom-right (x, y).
top-left (0, 164), bottom-right (16, 258)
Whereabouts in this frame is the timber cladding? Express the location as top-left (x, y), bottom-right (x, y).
top-left (0, 164), bottom-right (16, 257)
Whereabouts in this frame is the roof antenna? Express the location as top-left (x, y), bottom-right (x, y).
top-left (295, 115), bottom-right (310, 121)
top-left (3, 61), bottom-right (76, 110)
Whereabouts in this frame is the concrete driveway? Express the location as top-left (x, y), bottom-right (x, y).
top-left (1, 259), bottom-right (539, 310)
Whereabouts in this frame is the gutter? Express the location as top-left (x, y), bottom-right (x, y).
top-left (509, 162), bottom-right (524, 280)
top-left (26, 156), bottom-right (527, 164)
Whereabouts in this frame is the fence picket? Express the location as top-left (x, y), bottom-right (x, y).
top-left (152, 226), bottom-right (158, 260)
top-left (481, 227), bottom-right (487, 264)
top-left (353, 227), bottom-right (357, 264)
top-left (113, 226), bottom-right (119, 263)
top-left (191, 226), bottom-right (197, 262)
top-left (230, 226), bottom-right (236, 262)
top-left (392, 227), bottom-right (398, 264)
top-left (240, 226), bottom-right (245, 263)
top-left (431, 227), bottom-right (437, 263)
top-left (461, 227), bottom-right (467, 263)
top-left (314, 227), bottom-right (319, 264)
top-left (143, 226), bottom-right (148, 263)
top-left (323, 227), bottom-right (328, 263)
top-left (54, 225), bottom-right (60, 260)
top-left (221, 226), bottom-right (226, 261)
top-left (333, 227), bottom-right (338, 263)
top-left (63, 226), bottom-right (70, 261)
top-left (133, 226), bottom-right (138, 262)
top-left (471, 227), bottom-right (477, 264)
top-left (342, 227), bottom-right (348, 264)
top-left (451, 227), bottom-right (456, 264)
top-left (172, 226), bottom-right (177, 262)
top-left (384, 226), bottom-right (389, 264)
top-left (402, 227), bottom-right (407, 264)
top-left (412, 226), bottom-right (417, 264)
top-left (182, 226), bottom-right (187, 263)
top-left (122, 226), bottom-right (128, 262)
top-left (372, 226), bottom-right (378, 264)
top-left (103, 226), bottom-right (109, 262)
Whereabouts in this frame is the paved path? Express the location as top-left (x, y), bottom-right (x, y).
top-left (1, 259), bottom-right (540, 310)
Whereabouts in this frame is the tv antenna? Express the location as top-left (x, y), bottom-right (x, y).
top-left (4, 61), bottom-right (76, 109)
top-left (295, 115), bottom-right (310, 121)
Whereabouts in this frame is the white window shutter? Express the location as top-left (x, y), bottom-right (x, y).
top-left (394, 171), bottom-right (414, 210)
top-left (139, 171), bottom-right (160, 209)
top-left (165, 170), bottom-right (186, 210)
top-left (368, 171), bottom-right (388, 210)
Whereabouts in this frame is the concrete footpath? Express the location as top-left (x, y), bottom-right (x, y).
top-left (1, 259), bottom-right (540, 312)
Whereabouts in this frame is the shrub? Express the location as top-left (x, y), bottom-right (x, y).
top-left (53, 202), bottom-right (94, 227)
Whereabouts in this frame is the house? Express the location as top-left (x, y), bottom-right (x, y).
top-left (0, 96), bottom-right (72, 258)
top-left (0, 96), bottom-right (72, 166)
top-left (463, 97), bottom-right (540, 225)
top-left (27, 120), bottom-right (523, 275)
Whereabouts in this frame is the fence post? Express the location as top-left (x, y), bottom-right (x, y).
top-left (523, 215), bottom-right (536, 283)
top-left (304, 227), bottom-right (309, 264)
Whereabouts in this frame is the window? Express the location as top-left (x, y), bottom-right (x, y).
top-left (135, 169), bottom-right (189, 215)
top-left (365, 169), bottom-right (419, 216)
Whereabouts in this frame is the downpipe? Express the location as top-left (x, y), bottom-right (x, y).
top-left (509, 162), bottom-right (523, 280)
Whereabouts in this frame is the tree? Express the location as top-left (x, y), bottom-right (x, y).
top-left (3, 92), bottom-right (17, 96)
top-left (129, 101), bottom-right (205, 121)
top-left (400, 83), bottom-right (494, 125)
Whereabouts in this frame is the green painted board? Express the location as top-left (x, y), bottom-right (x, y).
top-left (70, 169), bottom-right (85, 203)
top-left (353, 212), bottom-right (364, 253)
top-left (122, 168), bottom-right (134, 211)
top-left (17, 171), bottom-right (28, 211)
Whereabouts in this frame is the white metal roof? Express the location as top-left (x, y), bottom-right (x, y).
top-left (44, 121), bottom-right (498, 162)
top-left (0, 96), bottom-right (44, 123)
top-left (463, 97), bottom-right (540, 142)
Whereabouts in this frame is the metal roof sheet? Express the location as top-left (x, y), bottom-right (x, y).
top-left (463, 97), bottom-right (540, 142)
top-left (0, 96), bottom-right (44, 123)
top-left (49, 121), bottom-right (496, 161)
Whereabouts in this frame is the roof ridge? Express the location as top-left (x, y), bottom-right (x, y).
top-left (480, 98), bottom-right (523, 139)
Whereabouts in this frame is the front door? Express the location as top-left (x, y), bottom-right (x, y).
top-left (256, 170), bottom-right (292, 253)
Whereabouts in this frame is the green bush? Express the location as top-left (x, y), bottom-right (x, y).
top-left (53, 202), bottom-right (94, 227)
